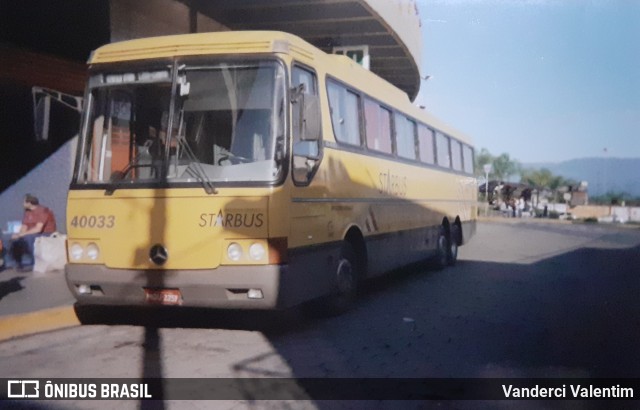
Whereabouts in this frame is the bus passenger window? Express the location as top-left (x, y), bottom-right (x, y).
top-left (327, 80), bottom-right (361, 146)
top-left (364, 99), bottom-right (392, 154)
top-left (395, 113), bottom-right (417, 160)
top-left (463, 145), bottom-right (474, 174)
top-left (436, 131), bottom-right (451, 168)
top-left (451, 139), bottom-right (463, 171)
top-left (418, 124), bottom-right (435, 164)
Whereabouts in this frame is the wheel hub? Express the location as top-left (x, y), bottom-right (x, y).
top-left (336, 259), bottom-right (354, 293)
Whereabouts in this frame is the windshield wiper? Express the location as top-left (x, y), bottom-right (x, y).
top-left (104, 142), bottom-right (159, 195)
top-left (175, 109), bottom-right (218, 195)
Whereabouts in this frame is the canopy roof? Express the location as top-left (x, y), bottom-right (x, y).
top-left (186, 0), bottom-right (422, 100)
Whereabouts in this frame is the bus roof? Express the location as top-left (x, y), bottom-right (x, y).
top-left (89, 31), bottom-right (472, 146)
top-left (89, 31), bottom-right (318, 65)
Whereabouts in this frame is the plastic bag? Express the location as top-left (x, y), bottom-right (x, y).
top-left (33, 233), bottom-right (67, 273)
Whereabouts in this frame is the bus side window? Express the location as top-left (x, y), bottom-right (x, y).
top-left (435, 131), bottom-right (451, 169)
top-left (327, 80), bottom-right (361, 146)
top-left (462, 145), bottom-right (474, 174)
top-left (395, 113), bottom-right (416, 160)
top-left (364, 99), bottom-right (392, 154)
top-left (417, 124), bottom-right (435, 164)
top-left (451, 139), bottom-right (463, 171)
top-left (292, 65), bottom-right (321, 185)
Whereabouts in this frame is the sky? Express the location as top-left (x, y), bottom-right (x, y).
top-left (415, 0), bottom-right (640, 163)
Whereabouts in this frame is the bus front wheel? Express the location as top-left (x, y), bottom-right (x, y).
top-left (306, 241), bottom-right (358, 316)
top-left (328, 242), bottom-right (358, 312)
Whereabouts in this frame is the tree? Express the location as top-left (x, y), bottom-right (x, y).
top-left (474, 148), bottom-right (493, 176)
top-left (521, 168), bottom-right (584, 207)
top-left (474, 148), bottom-right (520, 181)
top-left (548, 174), bottom-right (565, 203)
top-left (521, 168), bottom-right (555, 207)
top-left (492, 153), bottom-right (520, 181)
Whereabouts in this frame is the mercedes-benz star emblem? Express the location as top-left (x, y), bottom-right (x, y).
top-left (149, 244), bottom-right (168, 266)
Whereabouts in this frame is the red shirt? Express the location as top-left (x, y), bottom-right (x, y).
top-left (22, 206), bottom-right (56, 234)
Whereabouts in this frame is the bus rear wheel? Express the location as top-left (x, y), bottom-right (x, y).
top-left (434, 230), bottom-right (449, 270)
top-left (448, 225), bottom-right (460, 266)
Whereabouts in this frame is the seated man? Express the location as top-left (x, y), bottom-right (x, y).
top-left (10, 194), bottom-right (57, 271)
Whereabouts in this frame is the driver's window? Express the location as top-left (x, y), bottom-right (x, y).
top-left (292, 65), bottom-right (321, 185)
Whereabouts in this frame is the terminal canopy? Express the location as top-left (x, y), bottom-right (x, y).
top-left (186, 0), bottom-right (421, 100)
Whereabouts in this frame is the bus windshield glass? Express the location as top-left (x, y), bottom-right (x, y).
top-left (76, 60), bottom-right (286, 187)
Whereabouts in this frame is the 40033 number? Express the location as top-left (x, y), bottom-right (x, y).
top-left (70, 215), bottom-right (115, 229)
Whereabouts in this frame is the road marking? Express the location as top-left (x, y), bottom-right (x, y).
top-left (0, 306), bottom-right (79, 342)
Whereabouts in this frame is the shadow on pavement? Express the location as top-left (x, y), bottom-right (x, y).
top-left (0, 276), bottom-right (26, 301)
top-left (65, 242), bottom-right (640, 409)
top-left (73, 303), bottom-right (311, 335)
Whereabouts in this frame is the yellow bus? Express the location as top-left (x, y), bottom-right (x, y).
top-left (65, 31), bottom-right (476, 314)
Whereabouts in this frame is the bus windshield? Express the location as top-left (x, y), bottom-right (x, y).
top-left (75, 60), bottom-right (286, 187)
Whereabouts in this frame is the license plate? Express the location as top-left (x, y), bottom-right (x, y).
top-left (144, 288), bottom-right (182, 305)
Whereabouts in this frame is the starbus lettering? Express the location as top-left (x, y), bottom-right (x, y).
top-left (379, 170), bottom-right (407, 197)
top-left (199, 210), bottom-right (265, 228)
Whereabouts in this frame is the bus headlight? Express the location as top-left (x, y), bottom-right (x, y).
top-left (249, 243), bottom-right (266, 261)
top-left (227, 242), bottom-right (243, 261)
top-left (86, 243), bottom-right (100, 260)
top-left (70, 243), bottom-right (84, 261)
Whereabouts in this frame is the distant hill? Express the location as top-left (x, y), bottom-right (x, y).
top-left (522, 157), bottom-right (640, 197)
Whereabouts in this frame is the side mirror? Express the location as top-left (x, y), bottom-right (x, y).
top-left (291, 85), bottom-right (321, 142)
top-left (301, 93), bottom-right (321, 141)
top-left (293, 140), bottom-right (320, 160)
top-left (290, 86), bottom-right (322, 184)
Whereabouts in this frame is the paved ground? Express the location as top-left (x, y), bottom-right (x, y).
top-left (1, 220), bottom-right (639, 409)
top-left (0, 268), bottom-right (74, 317)
top-left (0, 262), bottom-right (78, 340)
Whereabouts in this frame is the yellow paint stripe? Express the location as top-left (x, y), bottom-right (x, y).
top-left (0, 306), bottom-right (80, 342)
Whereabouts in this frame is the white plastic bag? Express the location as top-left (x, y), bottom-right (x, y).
top-left (33, 233), bottom-right (67, 273)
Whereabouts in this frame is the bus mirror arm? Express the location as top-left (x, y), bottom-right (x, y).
top-left (290, 84), bottom-right (305, 102)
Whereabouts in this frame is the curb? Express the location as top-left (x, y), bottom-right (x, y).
top-left (0, 306), bottom-right (80, 342)
top-left (478, 216), bottom-right (640, 230)
top-left (477, 216), bottom-right (573, 225)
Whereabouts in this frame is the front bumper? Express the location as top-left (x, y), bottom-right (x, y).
top-left (65, 263), bottom-right (286, 309)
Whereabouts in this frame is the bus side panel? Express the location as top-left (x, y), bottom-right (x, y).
top-left (365, 224), bottom-right (440, 278)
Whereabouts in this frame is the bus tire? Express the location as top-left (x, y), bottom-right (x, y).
top-left (306, 241), bottom-right (358, 316)
top-left (448, 225), bottom-right (460, 266)
top-left (434, 229), bottom-right (449, 270)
